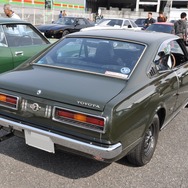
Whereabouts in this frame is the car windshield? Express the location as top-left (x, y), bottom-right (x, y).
top-left (35, 37), bottom-right (145, 79)
top-left (55, 17), bottom-right (75, 25)
top-left (146, 24), bottom-right (173, 33)
top-left (97, 19), bottom-right (123, 27)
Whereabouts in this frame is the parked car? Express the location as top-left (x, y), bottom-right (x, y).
top-left (134, 18), bottom-right (147, 28)
top-left (145, 22), bottom-right (174, 33)
top-left (0, 29), bottom-right (188, 166)
top-left (0, 17), bottom-right (51, 73)
top-left (81, 18), bottom-right (141, 31)
top-left (37, 17), bottom-right (94, 39)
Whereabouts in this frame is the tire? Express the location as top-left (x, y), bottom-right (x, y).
top-left (127, 114), bottom-right (160, 166)
top-left (62, 30), bottom-right (69, 36)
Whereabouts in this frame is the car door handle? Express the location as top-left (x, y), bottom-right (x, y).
top-left (15, 51), bottom-right (24, 56)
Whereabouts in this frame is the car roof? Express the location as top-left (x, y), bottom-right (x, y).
top-left (135, 18), bottom-right (146, 20)
top-left (100, 18), bottom-right (132, 20)
top-left (68, 29), bottom-right (178, 45)
top-left (58, 16), bottom-right (86, 19)
top-left (0, 17), bottom-right (28, 24)
top-left (153, 22), bottom-right (174, 26)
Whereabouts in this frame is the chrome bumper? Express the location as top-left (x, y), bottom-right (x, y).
top-left (0, 117), bottom-right (122, 160)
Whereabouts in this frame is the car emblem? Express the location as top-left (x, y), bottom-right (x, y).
top-left (30, 103), bottom-right (41, 112)
top-left (77, 101), bottom-right (100, 109)
top-left (37, 90), bottom-right (42, 95)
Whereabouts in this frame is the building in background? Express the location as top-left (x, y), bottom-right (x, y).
top-left (0, 0), bottom-right (187, 24)
top-left (0, 0), bottom-right (187, 13)
top-left (0, 0), bottom-right (85, 11)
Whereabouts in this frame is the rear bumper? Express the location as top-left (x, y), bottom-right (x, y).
top-left (0, 117), bottom-right (122, 160)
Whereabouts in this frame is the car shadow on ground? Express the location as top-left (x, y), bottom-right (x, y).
top-left (0, 127), bottom-right (139, 178)
top-left (0, 135), bottom-right (112, 179)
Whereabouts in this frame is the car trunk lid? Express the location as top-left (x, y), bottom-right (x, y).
top-left (0, 66), bottom-right (127, 111)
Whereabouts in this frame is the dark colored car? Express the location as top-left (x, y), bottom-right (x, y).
top-left (0, 30), bottom-right (188, 166)
top-left (0, 18), bottom-right (51, 73)
top-left (134, 18), bottom-right (146, 28)
top-left (37, 17), bottom-right (94, 38)
top-left (145, 22), bottom-right (174, 33)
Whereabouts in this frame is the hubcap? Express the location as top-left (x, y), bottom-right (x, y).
top-left (144, 126), bottom-right (154, 155)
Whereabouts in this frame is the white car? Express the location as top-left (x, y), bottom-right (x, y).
top-left (81, 18), bottom-right (141, 31)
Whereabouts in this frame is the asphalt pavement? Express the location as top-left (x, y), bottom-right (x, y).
top-left (0, 108), bottom-right (188, 188)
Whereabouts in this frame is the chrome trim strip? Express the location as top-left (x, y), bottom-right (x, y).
top-left (0, 117), bottom-right (122, 160)
top-left (21, 99), bottom-right (27, 111)
top-left (35, 64), bottom-right (129, 80)
top-left (44, 105), bottom-right (52, 118)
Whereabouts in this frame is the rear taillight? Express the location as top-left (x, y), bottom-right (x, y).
top-left (0, 93), bottom-right (19, 110)
top-left (53, 107), bottom-right (106, 133)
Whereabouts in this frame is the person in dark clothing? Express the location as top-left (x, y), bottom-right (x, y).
top-left (143, 12), bottom-right (155, 29)
top-left (157, 11), bottom-right (167, 22)
top-left (95, 12), bottom-right (103, 23)
top-left (59, 11), bottom-right (63, 18)
top-left (174, 12), bottom-right (187, 42)
top-left (59, 10), bottom-right (67, 18)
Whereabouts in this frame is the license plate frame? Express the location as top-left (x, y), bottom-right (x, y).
top-left (24, 130), bottom-right (55, 153)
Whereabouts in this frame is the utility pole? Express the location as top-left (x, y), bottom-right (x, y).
top-left (164, 0), bottom-right (173, 21)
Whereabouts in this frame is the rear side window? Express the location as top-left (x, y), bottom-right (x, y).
top-left (3, 24), bottom-right (47, 47)
top-left (0, 25), bottom-right (7, 47)
top-left (154, 39), bottom-right (187, 71)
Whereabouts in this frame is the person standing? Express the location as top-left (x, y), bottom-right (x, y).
top-left (143, 12), bottom-right (155, 29)
top-left (157, 11), bottom-right (167, 22)
top-left (59, 10), bottom-right (63, 18)
top-left (174, 12), bottom-right (187, 42)
top-left (3, 3), bottom-right (21, 19)
top-left (94, 12), bottom-right (103, 23)
top-left (62, 10), bottom-right (67, 17)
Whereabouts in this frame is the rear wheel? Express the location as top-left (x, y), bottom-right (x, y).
top-left (127, 114), bottom-right (159, 166)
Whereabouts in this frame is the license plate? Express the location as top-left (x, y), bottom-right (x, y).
top-left (24, 130), bottom-right (55, 153)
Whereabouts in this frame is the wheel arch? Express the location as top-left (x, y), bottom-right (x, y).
top-left (62, 29), bottom-right (70, 35)
top-left (156, 107), bottom-right (166, 130)
top-left (56, 29), bottom-right (70, 38)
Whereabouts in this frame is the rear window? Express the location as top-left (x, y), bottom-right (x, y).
top-left (146, 24), bottom-right (173, 33)
top-left (36, 38), bottom-right (145, 79)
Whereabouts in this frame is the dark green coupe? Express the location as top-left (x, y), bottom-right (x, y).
top-left (0, 29), bottom-right (188, 166)
top-left (0, 18), bottom-right (51, 73)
